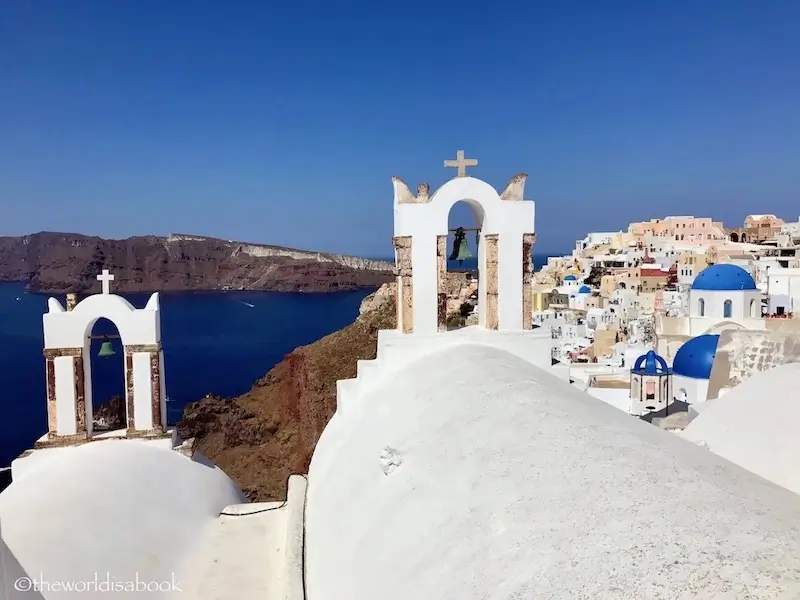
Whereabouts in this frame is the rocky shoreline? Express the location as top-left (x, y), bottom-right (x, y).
top-left (0, 231), bottom-right (394, 294)
top-left (176, 283), bottom-right (397, 500)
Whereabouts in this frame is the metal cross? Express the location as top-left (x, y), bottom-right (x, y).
top-left (97, 269), bottom-right (115, 294)
top-left (444, 149), bottom-right (478, 178)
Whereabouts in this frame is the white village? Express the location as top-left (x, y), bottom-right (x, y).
top-left (3, 151), bottom-right (800, 599)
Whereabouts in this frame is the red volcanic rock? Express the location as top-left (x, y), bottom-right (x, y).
top-left (0, 232), bottom-right (394, 294)
top-left (177, 285), bottom-right (396, 501)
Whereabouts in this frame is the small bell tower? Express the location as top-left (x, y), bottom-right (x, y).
top-left (391, 151), bottom-right (536, 334)
top-left (629, 350), bottom-right (672, 416)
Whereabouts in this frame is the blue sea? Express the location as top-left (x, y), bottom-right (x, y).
top-left (0, 255), bottom-right (554, 467)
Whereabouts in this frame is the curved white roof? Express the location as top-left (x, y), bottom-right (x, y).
top-left (682, 362), bottom-right (800, 495)
top-left (0, 441), bottom-right (244, 597)
top-left (306, 344), bottom-right (800, 600)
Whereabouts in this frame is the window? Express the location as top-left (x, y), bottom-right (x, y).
top-left (698, 298), bottom-right (705, 316)
top-left (723, 299), bottom-right (732, 318)
top-left (750, 299), bottom-right (758, 318)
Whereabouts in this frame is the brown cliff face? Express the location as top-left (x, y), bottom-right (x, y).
top-left (0, 232), bottom-right (394, 293)
top-left (177, 285), bottom-right (396, 500)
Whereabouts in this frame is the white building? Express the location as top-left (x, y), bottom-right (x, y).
top-left (629, 350), bottom-right (672, 416)
top-left (661, 263), bottom-right (765, 337)
top-left (671, 333), bottom-right (720, 404)
top-left (767, 267), bottom-right (800, 316)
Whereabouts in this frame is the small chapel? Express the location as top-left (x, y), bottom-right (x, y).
top-left (3, 153), bottom-right (800, 599)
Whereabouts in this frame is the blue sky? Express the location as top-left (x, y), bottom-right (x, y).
top-left (1, 1), bottom-right (799, 256)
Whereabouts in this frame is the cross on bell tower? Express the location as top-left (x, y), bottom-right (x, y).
top-left (97, 269), bottom-right (115, 294)
top-left (444, 150), bottom-right (478, 178)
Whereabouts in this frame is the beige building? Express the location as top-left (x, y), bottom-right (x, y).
top-left (676, 251), bottom-right (713, 283)
top-left (729, 214), bottom-right (784, 244)
top-left (629, 216), bottom-right (726, 243)
top-left (639, 267), bottom-right (672, 292)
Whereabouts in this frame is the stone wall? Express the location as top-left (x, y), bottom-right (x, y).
top-left (708, 329), bottom-right (800, 398)
top-left (484, 235), bottom-right (499, 330)
top-left (393, 236), bottom-right (413, 333)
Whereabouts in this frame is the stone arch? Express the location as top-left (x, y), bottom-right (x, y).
top-left (83, 315), bottom-right (129, 438)
top-left (730, 232), bottom-right (739, 242)
top-left (741, 233), bottom-right (748, 243)
top-left (42, 289), bottom-right (166, 444)
top-left (702, 320), bottom-right (746, 335)
top-left (392, 174), bottom-right (535, 334)
top-left (444, 200), bottom-right (486, 329)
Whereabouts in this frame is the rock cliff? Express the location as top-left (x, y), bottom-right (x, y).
top-left (177, 283), bottom-right (397, 500)
top-left (0, 232), bottom-right (394, 293)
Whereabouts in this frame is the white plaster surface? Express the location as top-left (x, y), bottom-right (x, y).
top-left (672, 374), bottom-right (710, 404)
top-left (305, 344), bottom-right (800, 600)
top-left (681, 362), bottom-right (800, 496)
top-left (0, 441), bottom-right (244, 599)
top-left (585, 386), bottom-right (631, 413)
top-left (132, 351), bottom-right (153, 429)
top-left (9, 432), bottom-right (176, 482)
top-left (187, 503), bottom-right (285, 600)
top-left (53, 356), bottom-right (77, 435)
top-left (43, 292), bottom-right (161, 349)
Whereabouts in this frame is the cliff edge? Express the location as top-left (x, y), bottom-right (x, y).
top-left (0, 231), bottom-right (394, 293)
top-left (177, 283), bottom-right (397, 500)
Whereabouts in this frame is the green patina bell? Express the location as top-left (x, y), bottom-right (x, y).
top-left (455, 239), bottom-right (473, 262)
top-left (97, 339), bottom-right (116, 358)
top-left (448, 227), bottom-right (474, 263)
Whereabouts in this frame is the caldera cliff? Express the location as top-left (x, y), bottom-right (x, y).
top-left (177, 283), bottom-right (396, 500)
top-left (0, 232), bottom-right (394, 293)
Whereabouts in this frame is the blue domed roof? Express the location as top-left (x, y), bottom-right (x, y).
top-left (672, 334), bottom-right (720, 380)
top-left (631, 350), bottom-right (669, 376)
top-left (564, 275), bottom-right (577, 281)
top-left (691, 264), bottom-right (756, 291)
top-left (578, 285), bottom-right (591, 294)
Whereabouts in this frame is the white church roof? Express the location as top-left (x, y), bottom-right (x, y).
top-left (305, 344), bottom-right (800, 600)
top-left (0, 441), bottom-right (245, 598)
top-left (681, 362), bottom-right (800, 496)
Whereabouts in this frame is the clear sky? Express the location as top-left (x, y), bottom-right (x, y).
top-left (2, 1), bottom-right (799, 256)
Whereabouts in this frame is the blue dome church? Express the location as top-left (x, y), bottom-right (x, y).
top-left (629, 350), bottom-right (672, 417)
top-left (671, 334), bottom-right (720, 404)
top-left (688, 264), bottom-right (763, 335)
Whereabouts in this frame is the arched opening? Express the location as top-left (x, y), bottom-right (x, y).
top-left (87, 317), bottom-right (127, 437)
top-left (698, 298), bottom-right (705, 316)
top-left (740, 233), bottom-right (748, 243)
top-left (750, 298), bottom-right (758, 318)
top-left (677, 388), bottom-right (688, 402)
top-left (443, 200), bottom-right (485, 330)
top-left (723, 299), bottom-right (733, 319)
top-left (730, 232), bottom-right (739, 242)
top-left (618, 282), bottom-right (626, 290)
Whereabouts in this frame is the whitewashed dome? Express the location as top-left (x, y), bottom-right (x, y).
top-left (682, 362), bottom-right (800, 496)
top-left (0, 441), bottom-right (244, 598)
top-left (305, 344), bottom-right (800, 600)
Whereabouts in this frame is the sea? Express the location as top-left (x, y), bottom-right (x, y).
top-left (0, 255), bottom-right (554, 467)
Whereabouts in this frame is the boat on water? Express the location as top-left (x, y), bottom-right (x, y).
top-left (240, 301), bottom-right (255, 308)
